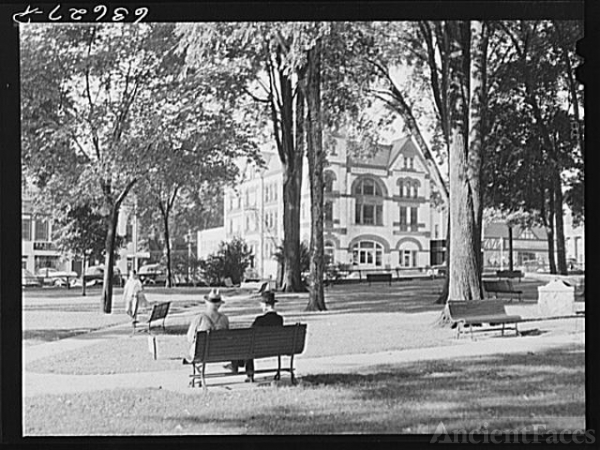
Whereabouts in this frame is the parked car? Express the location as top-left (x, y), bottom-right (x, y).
top-left (138, 263), bottom-right (167, 285)
top-left (22, 268), bottom-right (41, 287)
top-left (82, 265), bottom-right (123, 286)
top-left (35, 267), bottom-right (78, 287)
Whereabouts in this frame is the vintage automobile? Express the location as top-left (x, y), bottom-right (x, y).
top-left (22, 268), bottom-right (42, 287)
top-left (35, 267), bottom-right (78, 287)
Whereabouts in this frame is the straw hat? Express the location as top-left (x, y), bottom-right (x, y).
top-left (204, 288), bottom-right (224, 303)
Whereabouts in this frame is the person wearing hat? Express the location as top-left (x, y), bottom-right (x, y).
top-left (243, 290), bottom-right (284, 382)
top-left (186, 288), bottom-right (229, 358)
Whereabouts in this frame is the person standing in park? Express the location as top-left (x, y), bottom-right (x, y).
top-left (123, 270), bottom-right (148, 325)
top-left (186, 289), bottom-right (229, 358)
top-left (243, 290), bottom-right (284, 382)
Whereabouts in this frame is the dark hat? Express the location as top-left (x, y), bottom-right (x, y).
top-left (259, 290), bottom-right (277, 304)
top-left (204, 288), bottom-right (224, 303)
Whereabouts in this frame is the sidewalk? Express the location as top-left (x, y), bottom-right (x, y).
top-left (23, 314), bottom-right (585, 397)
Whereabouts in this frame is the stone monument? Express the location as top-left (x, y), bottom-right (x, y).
top-left (537, 279), bottom-right (575, 317)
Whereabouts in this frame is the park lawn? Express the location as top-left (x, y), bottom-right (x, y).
top-left (25, 311), bottom-right (458, 375)
top-left (24, 345), bottom-right (585, 435)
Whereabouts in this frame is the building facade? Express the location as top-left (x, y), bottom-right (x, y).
top-left (21, 188), bottom-right (71, 273)
top-left (219, 134), bottom-right (449, 280)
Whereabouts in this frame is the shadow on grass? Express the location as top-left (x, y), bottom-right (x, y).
top-left (24, 345), bottom-right (584, 435)
top-left (23, 329), bottom-right (92, 342)
top-left (153, 346), bottom-right (584, 434)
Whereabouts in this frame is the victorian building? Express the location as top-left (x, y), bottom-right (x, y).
top-left (200, 134), bottom-right (449, 280)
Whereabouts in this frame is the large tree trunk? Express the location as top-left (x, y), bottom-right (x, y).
top-left (448, 130), bottom-right (483, 301)
top-left (162, 207), bottom-right (173, 288)
top-left (467, 21), bottom-right (487, 278)
top-left (81, 254), bottom-right (87, 297)
top-left (305, 39), bottom-right (326, 312)
top-left (447, 20), bottom-right (484, 302)
top-left (545, 183), bottom-right (558, 274)
top-left (101, 179), bottom-right (136, 313)
top-left (276, 66), bottom-right (304, 293)
top-left (102, 206), bottom-right (120, 314)
top-left (553, 169), bottom-right (568, 275)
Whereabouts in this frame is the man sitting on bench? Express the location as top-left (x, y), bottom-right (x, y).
top-left (186, 289), bottom-right (229, 358)
top-left (241, 290), bottom-right (284, 382)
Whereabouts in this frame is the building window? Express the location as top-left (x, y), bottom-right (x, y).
top-left (324, 171), bottom-right (335, 193)
top-left (325, 241), bottom-right (335, 265)
top-left (35, 219), bottom-right (49, 241)
top-left (410, 207), bottom-right (418, 230)
top-left (352, 241), bottom-right (384, 267)
top-left (355, 178), bottom-right (381, 196)
top-left (324, 201), bottom-right (333, 223)
top-left (34, 255), bottom-right (59, 271)
top-left (435, 224), bottom-right (439, 239)
top-left (22, 257), bottom-right (28, 269)
top-left (22, 217), bottom-right (32, 241)
top-left (399, 207), bottom-right (408, 231)
top-left (400, 250), bottom-right (418, 267)
top-left (354, 178), bottom-right (384, 226)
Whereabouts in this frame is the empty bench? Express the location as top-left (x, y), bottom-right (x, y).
top-left (447, 300), bottom-right (523, 339)
top-left (366, 273), bottom-right (392, 286)
top-left (183, 323), bottom-right (307, 389)
top-left (483, 279), bottom-right (523, 302)
top-left (133, 302), bottom-right (171, 334)
top-left (496, 270), bottom-right (523, 282)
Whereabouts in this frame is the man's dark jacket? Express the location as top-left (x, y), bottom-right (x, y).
top-left (252, 311), bottom-right (283, 327)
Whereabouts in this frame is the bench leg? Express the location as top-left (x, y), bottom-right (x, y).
top-left (515, 323), bottom-right (520, 336)
top-left (274, 356), bottom-right (281, 381)
top-left (201, 362), bottom-right (207, 391)
top-left (190, 364), bottom-right (200, 388)
top-left (290, 355), bottom-right (296, 385)
top-left (501, 323), bottom-right (505, 336)
top-left (470, 325), bottom-right (474, 340)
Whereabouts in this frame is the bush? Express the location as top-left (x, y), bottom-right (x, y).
top-left (198, 237), bottom-right (253, 285)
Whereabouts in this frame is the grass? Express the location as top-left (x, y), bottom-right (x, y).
top-left (24, 345), bottom-right (585, 435)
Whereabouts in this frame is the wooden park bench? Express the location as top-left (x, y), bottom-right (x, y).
top-left (483, 279), bottom-right (523, 302)
top-left (366, 272), bottom-right (392, 286)
top-left (447, 300), bottom-right (523, 339)
top-left (183, 323), bottom-right (307, 389)
top-left (496, 270), bottom-right (523, 282)
top-left (133, 302), bottom-right (171, 334)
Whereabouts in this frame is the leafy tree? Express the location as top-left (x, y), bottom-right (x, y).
top-left (131, 24), bottom-right (256, 286)
top-left (177, 23), bottom-right (306, 293)
top-left (21, 23), bottom-right (182, 312)
top-left (52, 200), bottom-right (123, 295)
top-left (485, 20), bottom-right (583, 274)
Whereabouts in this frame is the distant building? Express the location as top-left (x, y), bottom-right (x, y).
top-left (482, 210), bottom-right (585, 271)
top-left (21, 187), bottom-right (73, 274)
top-left (210, 134), bottom-right (449, 280)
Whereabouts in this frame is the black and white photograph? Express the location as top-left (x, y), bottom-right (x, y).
top-left (0, 0), bottom-right (594, 442)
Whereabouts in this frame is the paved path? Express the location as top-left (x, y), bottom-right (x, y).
top-left (23, 314), bottom-right (584, 397)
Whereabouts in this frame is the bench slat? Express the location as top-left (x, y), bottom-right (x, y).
top-left (191, 325), bottom-right (307, 363)
top-left (449, 300), bottom-right (506, 318)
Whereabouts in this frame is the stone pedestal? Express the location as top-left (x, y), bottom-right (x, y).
top-left (537, 279), bottom-right (575, 317)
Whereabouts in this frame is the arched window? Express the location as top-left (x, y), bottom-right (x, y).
top-left (354, 178), bottom-right (384, 225)
top-left (354, 178), bottom-right (382, 196)
top-left (352, 240), bottom-right (384, 267)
